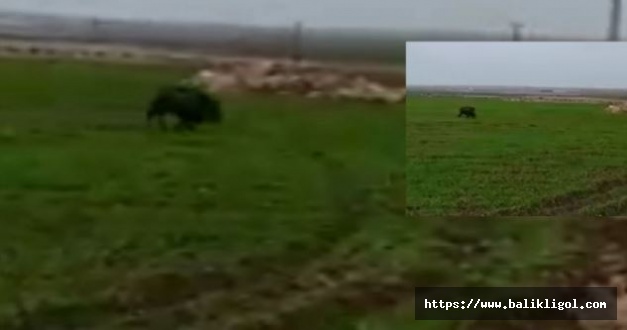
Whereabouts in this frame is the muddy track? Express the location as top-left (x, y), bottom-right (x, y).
top-left (200, 221), bottom-right (627, 330)
top-left (87, 245), bottom-right (430, 330)
top-left (490, 176), bottom-right (627, 216)
top-left (10, 219), bottom-right (613, 330)
top-left (464, 220), bottom-right (627, 330)
top-left (199, 266), bottom-right (419, 330)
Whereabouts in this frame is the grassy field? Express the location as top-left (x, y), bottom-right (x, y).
top-left (0, 58), bottom-right (599, 329)
top-left (407, 96), bottom-right (627, 216)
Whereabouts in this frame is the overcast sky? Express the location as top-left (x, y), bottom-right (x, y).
top-left (0, 0), bottom-right (619, 36)
top-left (407, 42), bottom-right (627, 89)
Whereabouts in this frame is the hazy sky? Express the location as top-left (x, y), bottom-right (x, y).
top-left (0, 0), bottom-right (619, 36)
top-left (407, 42), bottom-right (627, 89)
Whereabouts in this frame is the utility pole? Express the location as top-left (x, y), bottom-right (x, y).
top-left (511, 22), bottom-right (524, 41)
top-left (291, 20), bottom-right (303, 62)
top-left (609, 0), bottom-right (622, 41)
top-left (91, 18), bottom-right (102, 41)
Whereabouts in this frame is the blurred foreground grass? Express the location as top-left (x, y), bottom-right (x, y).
top-left (0, 58), bottom-right (590, 329)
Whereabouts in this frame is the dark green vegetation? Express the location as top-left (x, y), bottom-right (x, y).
top-left (407, 96), bottom-right (627, 216)
top-left (0, 58), bottom-right (601, 330)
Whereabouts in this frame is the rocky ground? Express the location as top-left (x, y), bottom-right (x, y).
top-left (604, 102), bottom-right (627, 114)
top-left (187, 59), bottom-right (405, 104)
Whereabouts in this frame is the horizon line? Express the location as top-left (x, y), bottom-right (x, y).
top-left (408, 84), bottom-right (627, 90)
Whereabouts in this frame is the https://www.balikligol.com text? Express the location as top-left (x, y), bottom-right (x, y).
top-left (423, 298), bottom-right (608, 311)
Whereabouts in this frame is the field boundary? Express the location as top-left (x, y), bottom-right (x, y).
top-left (0, 38), bottom-right (405, 87)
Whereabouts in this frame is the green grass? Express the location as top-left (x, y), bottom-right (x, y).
top-left (407, 96), bottom-right (627, 216)
top-left (0, 58), bottom-right (589, 329)
top-left (0, 57), bottom-right (400, 328)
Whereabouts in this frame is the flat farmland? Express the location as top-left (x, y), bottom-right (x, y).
top-left (406, 96), bottom-right (627, 216)
top-left (0, 57), bottom-right (407, 329)
top-left (1, 56), bottom-right (623, 330)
